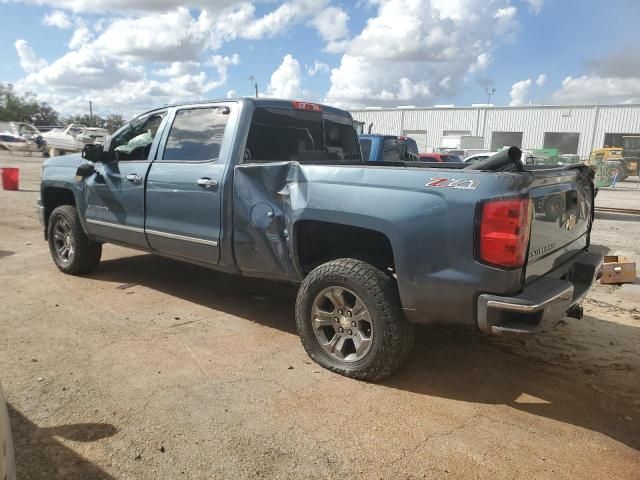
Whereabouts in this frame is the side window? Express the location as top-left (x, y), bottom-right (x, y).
top-left (359, 139), bottom-right (372, 161)
top-left (112, 112), bottom-right (166, 161)
top-left (162, 107), bottom-right (229, 161)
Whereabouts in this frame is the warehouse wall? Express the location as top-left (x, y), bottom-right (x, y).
top-left (350, 104), bottom-right (640, 157)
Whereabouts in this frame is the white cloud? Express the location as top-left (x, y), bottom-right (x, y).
top-left (242, 0), bottom-right (327, 40)
top-left (468, 53), bottom-right (492, 73)
top-left (226, 89), bottom-right (237, 98)
top-left (89, 8), bottom-right (213, 62)
top-left (15, 0), bottom-right (244, 13)
top-left (267, 54), bottom-right (304, 99)
top-left (208, 53), bottom-right (240, 86)
top-left (69, 23), bottom-right (93, 49)
top-left (42, 10), bottom-right (72, 29)
top-left (307, 60), bottom-right (329, 76)
top-left (553, 76), bottom-right (640, 104)
top-left (14, 40), bottom-right (48, 73)
top-left (524, 0), bottom-right (544, 14)
top-left (20, 48), bottom-right (144, 90)
top-left (312, 6), bottom-right (349, 52)
top-left (154, 61), bottom-right (201, 77)
top-left (536, 73), bottom-right (547, 87)
top-left (326, 0), bottom-right (525, 108)
top-left (509, 78), bottom-right (532, 106)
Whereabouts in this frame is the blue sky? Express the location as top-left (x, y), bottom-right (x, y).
top-left (2, 0), bottom-right (640, 117)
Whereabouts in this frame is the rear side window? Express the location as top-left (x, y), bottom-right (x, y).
top-left (405, 138), bottom-right (419, 154)
top-left (245, 107), bottom-right (361, 163)
top-left (163, 107), bottom-right (229, 161)
top-left (359, 138), bottom-right (372, 161)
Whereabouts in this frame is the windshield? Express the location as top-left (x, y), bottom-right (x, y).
top-left (245, 107), bottom-right (361, 163)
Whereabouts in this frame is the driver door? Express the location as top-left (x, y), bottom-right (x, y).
top-left (83, 111), bottom-right (168, 248)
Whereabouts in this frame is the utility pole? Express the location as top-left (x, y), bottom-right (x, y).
top-left (484, 88), bottom-right (496, 106)
top-left (89, 100), bottom-right (93, 126)
top-left (248, 75), bottom-right (258, 98)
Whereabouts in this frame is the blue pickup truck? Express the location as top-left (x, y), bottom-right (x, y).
top-left (358, 134), bottom-right (419, 162)
top-left (38, 98), bottom-right (602, 380)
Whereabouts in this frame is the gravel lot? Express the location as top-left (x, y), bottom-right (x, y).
top-left (1, 153), bottom-right (639, 479)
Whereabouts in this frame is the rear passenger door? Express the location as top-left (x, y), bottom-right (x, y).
top-left (144, 104), bottom-right (233, 265)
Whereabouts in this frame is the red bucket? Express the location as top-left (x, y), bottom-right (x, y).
top-left (1, 167), bottom-right (19, 191)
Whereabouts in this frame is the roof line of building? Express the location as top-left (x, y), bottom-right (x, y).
top-left (349, 103), bottom-right (640, 112)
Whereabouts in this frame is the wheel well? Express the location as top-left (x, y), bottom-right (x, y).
top-left (43, 187), bottom-right (76, 228)
top-left (295, 220), bottom-right (395, 274)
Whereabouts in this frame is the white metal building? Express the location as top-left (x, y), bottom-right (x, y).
top-left (350, 104), bottom-right (640, 157)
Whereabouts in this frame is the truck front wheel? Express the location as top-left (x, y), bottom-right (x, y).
top-left (295, 258), bottom-right (414, 381)
top-left (48, 205), bottom-right (102, 275)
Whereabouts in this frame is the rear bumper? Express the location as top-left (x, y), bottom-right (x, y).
top-left (477, 250), bottom-right (603, 334)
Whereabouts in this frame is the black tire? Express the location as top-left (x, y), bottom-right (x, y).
top-left (295, 258), bottom-right (414, 381)
top-left (48, 205), bottom-right (102, 275)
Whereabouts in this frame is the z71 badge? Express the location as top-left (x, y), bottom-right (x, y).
top-left (425, 178), bottom-right (481, 190)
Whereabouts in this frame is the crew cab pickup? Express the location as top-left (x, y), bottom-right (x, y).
top-left (38, 98), bottom-right (602, 381)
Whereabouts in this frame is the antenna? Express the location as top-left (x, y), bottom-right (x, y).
top-left (484, 87), bottom-right (496, 105)
top-left (248, 75), bottom-right (258, 98)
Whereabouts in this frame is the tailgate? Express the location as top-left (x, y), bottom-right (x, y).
top-left (525, 165), bottom-right (594, 281)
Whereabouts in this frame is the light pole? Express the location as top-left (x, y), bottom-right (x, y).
top-left (248, 75), bottom-right (258, 98)
top-left (484, 87), bottom-right (496, 105)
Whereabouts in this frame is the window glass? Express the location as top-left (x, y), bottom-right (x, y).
top-left (543, 132), bottom-right (580, 154)
top-left (113, 112), bottom-right (166, 161)
top-left (359, 139), bottom-right (372, 161)
top-left (163, 107), bottom-right (229, 161)
top-left (441, 154), bottom-right (463, 163)
top-left (245, 107), bottom-right (360, 163)
top-left (491, 132), bottom-right (523, 151)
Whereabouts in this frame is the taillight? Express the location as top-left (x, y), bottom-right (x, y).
top-left (478, 197), bottom-right (532, 268)
top-left (292, 101), bottom-right (322, 112)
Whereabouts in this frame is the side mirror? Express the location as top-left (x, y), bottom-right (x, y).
top-left (82, 144), bottom-right (112, 163)
top-left (75, 163), bottom-right (96, 181)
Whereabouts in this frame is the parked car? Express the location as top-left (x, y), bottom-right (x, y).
top-left (418, 152), bottom-right (463, 163)
top-left (359, 134), bottom-right (419, 162)
top-left (38, 98), bottom-right (602, 381)
top-left (41, 124), bottom-right (109, 154)
top-left (0, 121), bottom-right (47, 154)
top-left (0, 385), bottom-right (16, 480)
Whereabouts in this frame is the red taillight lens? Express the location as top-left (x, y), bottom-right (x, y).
top-left (478, 198), bottom-right (532, 268)
top-left (292, 101), bottom-right (322, 112)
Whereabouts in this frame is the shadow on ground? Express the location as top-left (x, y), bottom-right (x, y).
top-left (9, 405), bottom-right (116, 479)
top-left (90, 253), bottom-right (640, 451)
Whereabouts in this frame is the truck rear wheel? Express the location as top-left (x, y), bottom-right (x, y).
top-left (48, 205), bottom-right (102, 275)
top-left (295, 258), bottom-right (414, 381)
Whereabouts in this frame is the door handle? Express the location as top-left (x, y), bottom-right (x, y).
top-left (196, 177), bottom-right (218, 188)
top-left (125, 174), bottom-right (143, 183)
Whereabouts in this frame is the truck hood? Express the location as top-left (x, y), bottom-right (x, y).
top-left (43, 153), bottom-right (84, 168)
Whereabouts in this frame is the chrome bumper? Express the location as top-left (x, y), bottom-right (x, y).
top-left (477, 250), bottom-right (603, 334)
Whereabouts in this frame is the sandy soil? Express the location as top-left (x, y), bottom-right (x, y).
top-left (0, 153), bottom-right (638, 479)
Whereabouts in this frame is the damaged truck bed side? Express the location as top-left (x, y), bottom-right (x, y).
top-left (38, 98), bottom-right (602, 381)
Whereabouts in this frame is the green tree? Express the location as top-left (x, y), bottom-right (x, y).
top-left (0, 83), bottom-right (60, 125)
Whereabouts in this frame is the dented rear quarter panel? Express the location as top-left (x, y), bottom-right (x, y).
top-left (233, 161), bottom-right (532, 325)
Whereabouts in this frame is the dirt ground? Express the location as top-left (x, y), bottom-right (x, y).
top-left (1, 153), bottom-right (639, 479)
